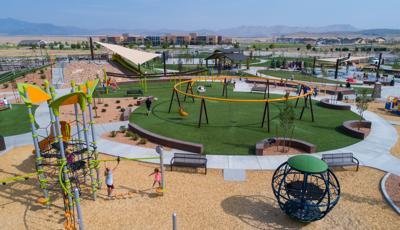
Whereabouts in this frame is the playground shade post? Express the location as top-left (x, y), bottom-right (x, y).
top-left (74, 188), bottom-right (85, 230)
top-left (172, 212), bottom-right (177, 230)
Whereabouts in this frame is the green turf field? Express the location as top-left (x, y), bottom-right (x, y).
top-left (0, 104), bottom-right (37, 136)
top-left (105, 81), bottom-right (363, 155)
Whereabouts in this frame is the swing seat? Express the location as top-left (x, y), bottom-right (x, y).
top-left (179, 108), bottom-right (189, 117)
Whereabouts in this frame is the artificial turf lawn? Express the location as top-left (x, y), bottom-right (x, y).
top-left (0, 104), bottom-right (37, 136)
top-left (100, 81), bottom-right (361, 155)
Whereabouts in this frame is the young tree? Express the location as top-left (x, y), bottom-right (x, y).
top-left (278, 97), bottom-right (296, 152)
top-left (306, 43), bottom-right (312, 50)
top-left (356, 88), bottom-right (370, 130)
top-left (269, 43), bottom-right (275, 49)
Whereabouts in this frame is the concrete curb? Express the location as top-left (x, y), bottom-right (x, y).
top-left (380, 173), bottom-right (400, 215)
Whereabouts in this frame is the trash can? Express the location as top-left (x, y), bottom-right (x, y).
top-left (0, 135), bottom-right (5, 151)
top-left (337, 92), bottom-right (344, 101)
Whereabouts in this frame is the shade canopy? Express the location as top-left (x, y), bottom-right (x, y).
top-left (96, 42), bottom-right (160, 65)
top-left (288, 155), bottom-right (328, 174)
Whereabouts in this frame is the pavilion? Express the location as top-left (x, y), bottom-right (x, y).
top-left (205, 48), bottom-right (248, 73)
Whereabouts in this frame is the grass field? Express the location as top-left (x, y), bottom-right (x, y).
top-left (0, 104), bottom-right (37, 136)
top-left (96, 81), bottom-right (362, 155)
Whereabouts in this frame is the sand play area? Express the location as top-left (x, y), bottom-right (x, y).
top-left (0, 144), bottom-right (399, 230)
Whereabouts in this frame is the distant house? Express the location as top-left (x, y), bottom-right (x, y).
top-left (18, 39), bottom-right (47, 47)
top-left (354, 38), bottom-right (367, 44)
top-left (373, 37), bottom-right (386, 44)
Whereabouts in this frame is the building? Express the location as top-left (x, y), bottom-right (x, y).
top-left (18, 39), bottom-right (47, 47)
top-left (373, 37), bottom-right (386, 44)
top-left (145, 36), bottom-right (161, 46)
top-left (99, 33), bottom-right (232, 46)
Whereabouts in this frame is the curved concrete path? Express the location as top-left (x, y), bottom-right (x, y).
top-left (2, 86), bottom-right (400, 176)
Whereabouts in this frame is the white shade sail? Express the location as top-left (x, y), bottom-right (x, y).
top-left (96, 42), bottom-right (161, 65)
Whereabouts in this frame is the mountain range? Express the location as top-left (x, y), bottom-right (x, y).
top-left (0, 18), bottom-right (399, 37)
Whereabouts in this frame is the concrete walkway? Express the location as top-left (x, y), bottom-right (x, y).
top-left (2, 84), bottom-right (400, 176)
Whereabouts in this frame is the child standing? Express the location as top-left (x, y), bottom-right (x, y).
top-left (149, 168), bottom-right (161, 188)
top-left (104, 160), bottom-right (119, 198)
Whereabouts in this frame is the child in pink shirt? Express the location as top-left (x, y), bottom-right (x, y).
top-left (149, 168), bottom-right (161, 188)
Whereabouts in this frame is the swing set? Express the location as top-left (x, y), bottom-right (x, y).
top-left (168, 76), bottom-right (316, 129)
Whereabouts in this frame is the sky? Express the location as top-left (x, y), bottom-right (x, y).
top-left (1, 0), bottom-right (399, 30)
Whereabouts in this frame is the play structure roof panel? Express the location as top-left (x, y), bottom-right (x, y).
top-left (96, 42), bottom-right (160, 65)
top-left (17, 83), bottom-right (51, 104)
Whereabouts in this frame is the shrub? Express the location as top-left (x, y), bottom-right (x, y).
top-left (116, 100), bottom-right (120, 104)
top-left (104, 104), bottom-right (108, 107)
top-left (110, 131), bottom-right (117, 137)
top-left (119, 125), bottom-right (127, 133)
top-left (116, 106), bottom-right (121, 109)
top-left (120, 108), bottom-right (126, 112)
top-left (101, 108), bottom-right (107, 113)
top-left (125, 131), bottom-right (133, 137)
top-left (128, 104), bottom-right (133, 107)
top-left (39, 69), bottom-right (44, 74)
top-left (131, 133), bottom-right (139, 141)
top-left (93, 106), bottom-right (98, 110)
top-left (32, 82), bottom-right (36, 85)
top-left (3, 83), bottom-right (9, 88)
top-left (138, 138), bottom-right (147, 145)
top-left (40, 74), bottom-right (46, 80)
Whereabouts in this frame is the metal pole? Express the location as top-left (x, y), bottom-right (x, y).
top-left (334, 59), bottom-right (339, 79)
top-left (70, 81), bottom-right (83, 152)
top-left (74, 188), bottom-right (85, 230)
top-left (172, 212), bottom-right (177, 230)
top-left (85, 83), bottom-right (101, 189)
top-left (45, 81), bottom-right (57, 143)
top-left (89, 37), bottom-right (94, 61)
top-left (53, 113), bottom-right (74, 211)
top-left (376, 53), bottom-right (382, 81)
top-left (24, 88), bottom-right (50, 207)
top-left (81, 106), bottom-right (97, 200)
top-left (163, 52), bottom-right (167, 78)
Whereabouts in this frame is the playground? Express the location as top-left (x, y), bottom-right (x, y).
top-left (0, 40), bottom-right (400, 229)
top-left (0, 145), bottom-right (400, 229)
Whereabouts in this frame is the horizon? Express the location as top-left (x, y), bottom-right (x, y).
top-left (1, 0), bottom-right (399, 30)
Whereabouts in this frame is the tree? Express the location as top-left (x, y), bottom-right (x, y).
top-left (59, 44), bottom-right (64, 50)
top-left (356, 89), bottom-right (370, 130)
top-left (95, 44), bottom-right (101, 49)
top-left (278, 98), bottom-right (296, 152)
top-left (269, 43), bottom-right (275, 49)
top-left (76, 43), bottom-right (81, 49)
top-left (162, 41), bottom-right (169, 49)
top-left (145, 40), bottom-right (152, 49)
top-left (233, 42), bottom-right (240, 48)
top-left (306, 44), bottom-right (312, 50)
top-left (71, 44), bottom-right (77, 49)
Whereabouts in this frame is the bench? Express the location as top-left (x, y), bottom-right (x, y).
top-left (126, 89), bottom-right (143, 97)
top-left (170, 153), bottom-right (207, 174)
top-left (322, 153), bottom-right (359, 171)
